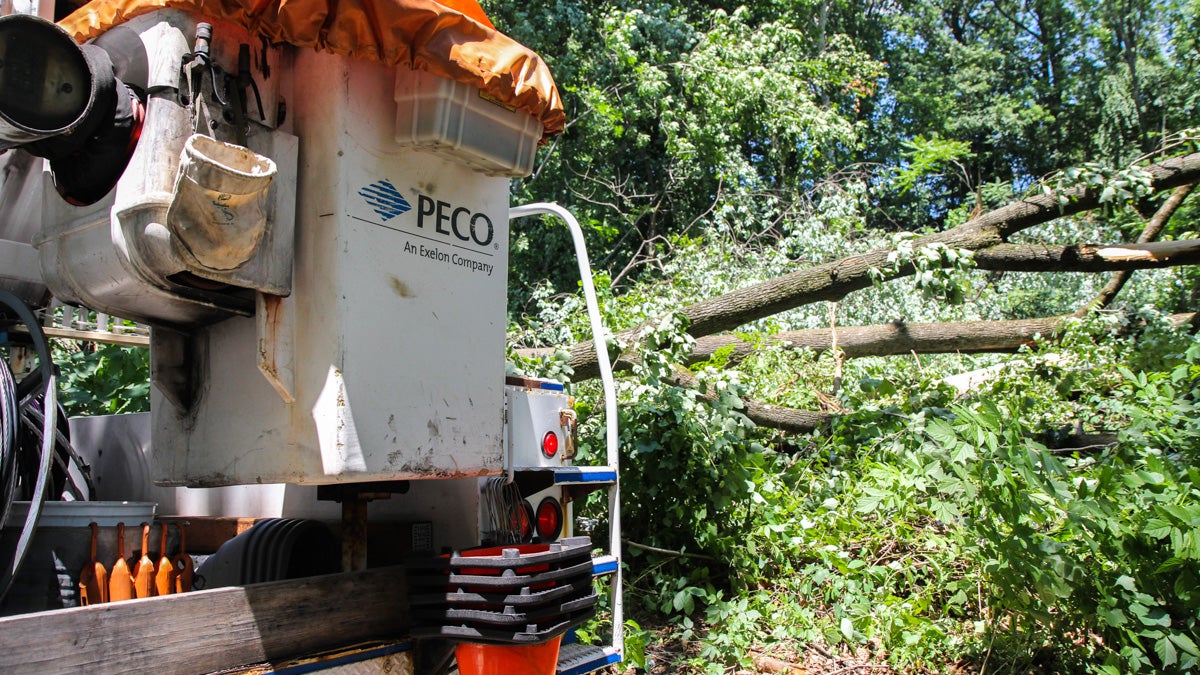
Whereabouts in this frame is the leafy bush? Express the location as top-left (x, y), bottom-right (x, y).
top-left (544, 297), bottom-right (1200, 673)
top-left (55, 342), bottom-right (150, 417)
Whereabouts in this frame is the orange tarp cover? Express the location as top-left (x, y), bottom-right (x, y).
top-left (58, 0), bottom-right (564, 137)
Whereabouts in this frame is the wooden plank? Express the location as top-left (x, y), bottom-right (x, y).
top-left (158, 516), bottom-right (262, 555)
top-left (0, 567), bottom-right (409, 675)
top-left (9, 324), bottom-right (151, 347)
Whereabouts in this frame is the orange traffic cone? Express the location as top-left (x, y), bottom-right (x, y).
top-left (454, 635), bottom-right (562, 675)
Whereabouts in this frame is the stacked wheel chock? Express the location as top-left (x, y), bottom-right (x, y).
top-left (408, 537), bottom-right (598, 674)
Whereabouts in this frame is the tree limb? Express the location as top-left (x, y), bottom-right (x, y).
top-left (666, 366), bottom-right (832, 434)
top-left (551, 152), bottom-right (1200, 381)
top-left (623, 539), bottom-right (719, 562)
top-left (518, 312), bottom-right (1200, 371)
top-left (686, 316), bottom-right (1067, 364)
top-left (1080, 182), bottom-right (1197, 314)
top-left (690, 311), bottom-right (1196, 369)
top-left (973, 239), bottom-right (1200, 271)
top-left (660, 313), bottom-right (1198, 434)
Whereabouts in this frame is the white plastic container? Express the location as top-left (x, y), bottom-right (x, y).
top-left (394, 68), bottom-right (543, 177)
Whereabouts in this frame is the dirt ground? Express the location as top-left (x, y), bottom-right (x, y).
top-left (627, 630), bottom-right (904, 675)
top-left (641, 648), bottom-right (896, 675)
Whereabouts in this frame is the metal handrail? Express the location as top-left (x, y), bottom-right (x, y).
top-left (509, 202), bottom-right (623, 658)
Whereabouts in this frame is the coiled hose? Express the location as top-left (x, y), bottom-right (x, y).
top-left (0, 344), bottom-right (16, 535)
top-left (0, 290), bottom-right (59, 603)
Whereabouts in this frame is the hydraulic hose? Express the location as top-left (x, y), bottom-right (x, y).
top-left (0, 346), bottom-right (16, 535)
top-left (0, 291), bottom-right (57, 603)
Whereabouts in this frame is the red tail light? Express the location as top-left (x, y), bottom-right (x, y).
top-left (535, 497), bottom-right (563, 542)
top-left (542, 430), bottom-right (559, 458)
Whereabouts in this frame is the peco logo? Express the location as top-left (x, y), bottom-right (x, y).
top-left (416, 194), bottom-right (494, 248)
top-left (358, 180), bottom-right (412, 221)
top-left (357, 181), bottom-right (498, 276)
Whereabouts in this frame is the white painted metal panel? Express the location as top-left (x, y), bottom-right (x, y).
top-left (507, 384), bottom-right (573, 469)
top-left (153, 52), bottom-right (509, 486)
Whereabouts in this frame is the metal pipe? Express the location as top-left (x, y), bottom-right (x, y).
top-left (508, 202), bottom-right (624, 657)
top-left (0, 15), bottom-right (93, 150)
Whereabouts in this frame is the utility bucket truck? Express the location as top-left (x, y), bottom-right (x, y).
top-left (0, 0), bottom-right (622, 672)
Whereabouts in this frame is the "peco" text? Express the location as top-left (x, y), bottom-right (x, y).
top-left (416, 195), bottom-right (494, 247)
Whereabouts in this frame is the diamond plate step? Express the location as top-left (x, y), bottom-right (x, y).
top-left (556, 643), bottom-right (621, 675)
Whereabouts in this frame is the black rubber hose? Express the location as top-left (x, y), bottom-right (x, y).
top-left (21, 403), bottom-right (93, 500)
top-left (0, 347), bottom-right (16, 534)
top-left (0, 291), bottom-right (57, 603)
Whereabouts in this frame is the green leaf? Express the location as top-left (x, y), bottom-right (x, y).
top-left (1139, 606), bottom-right (1172, 628)
top-left (1156, 636), bottom-right (1178, 667)
top-left (672, 589), bottom-right (695, 615)
top-left (926, 418), bottom-right (959, 446)
top-left (1097, 606), bottom-right (1127, 628)
top-left (855, 489), bottom-right (885, 514)
top-left (1170, 633), bottom-right (1200, 658)
top-left (1145, 518), bottom-right (1175, 539)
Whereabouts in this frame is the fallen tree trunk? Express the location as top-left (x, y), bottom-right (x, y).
top-left (667, 312), bottom-right (1199, 434)
top-left (544, 153), bottom-right (1200, 381)
top-left (509, 155), bottom-right (1200, 435)
top-left (1081, 182), bottom-right (1197, 314)
top-left (972, 240), bottom-right (1200, 271)
top-left (687, 316), bottom-right (1062, 365)
top-left (666, 367), bottom-right (832, 434)
top-left (521, 312), bottom-right (1199, 371)
top-left (688, 312), bottom-right (1198, 365)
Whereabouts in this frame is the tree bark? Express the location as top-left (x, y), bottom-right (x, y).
top-left (973, 239), bottom-right (1200, 271)
top-left (666, 367), bottom-right (832, 434)
top-left (686, 312), bottom-right (1197, 366)
top-left (1080, 182), bottom-right (1196, 314)
top-left (686, 316), bottom-right (1064, 364)
top-left (520, 312), bottom-right (1200, 373)
top-left (548, 153), bottom-right (1200, 381)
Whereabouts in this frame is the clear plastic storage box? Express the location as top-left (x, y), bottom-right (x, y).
top-left (394, 68), bottom-right (543, 177)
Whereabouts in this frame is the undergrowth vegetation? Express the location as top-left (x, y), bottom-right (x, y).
top-left (520, 301), bottom-right (1200, 673)
top-left (509, 212), bottom-right (1200, 673)
top-left (496, 1), bottom-right (1200, 666)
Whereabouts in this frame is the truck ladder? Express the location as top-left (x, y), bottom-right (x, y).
top-left (510, 203), bottom-right (624, 674)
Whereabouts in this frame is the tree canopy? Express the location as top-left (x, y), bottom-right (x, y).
top-left (496, 0), bottom-right (1199, 303)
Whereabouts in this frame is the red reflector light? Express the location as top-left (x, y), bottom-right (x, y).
top-left (535, 497), bottom-right (563, 542)
top-left (514, 501), bottom-right (535, 542)
top-left (542, 431), bottom-right (559, 458)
